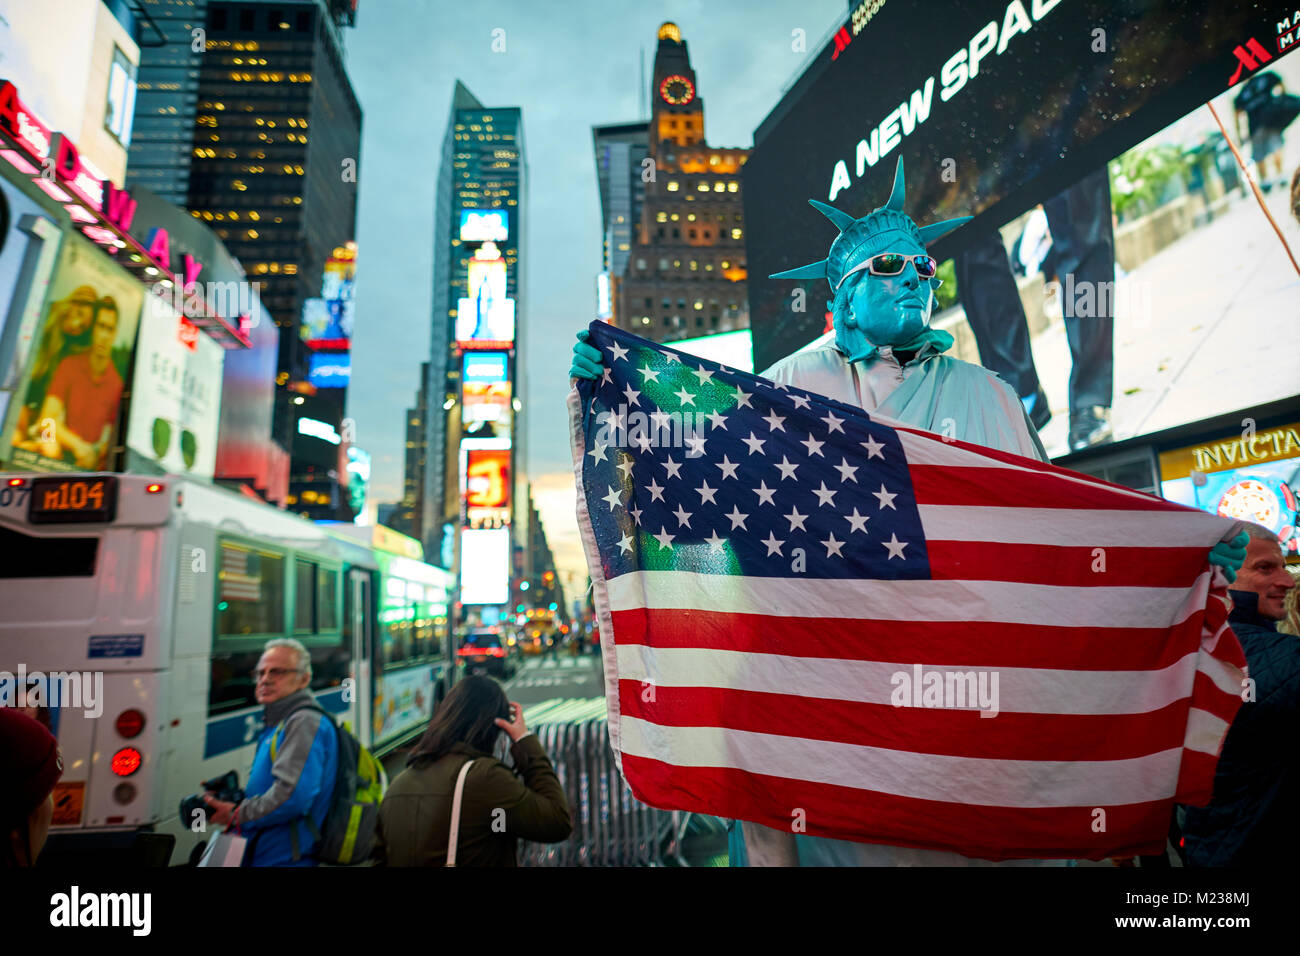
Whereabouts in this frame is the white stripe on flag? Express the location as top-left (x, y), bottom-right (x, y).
top-left (917, 505), bottom-right (1233, 546)
top-left (614, 643), bottom-right (1202, 716)
top-left (606, 570), bottom-right (1212, 628)
top-left (1183, 707), bottom-right (1231, 756)
top-left (617, 716), bottom-right (1182, 808)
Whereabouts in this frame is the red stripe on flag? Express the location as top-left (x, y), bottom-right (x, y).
top-left (909, 464), bottom-right (1189, 511)
top-left (610, 608), bottom-right (1208, 672)
top-left (619, 753), bottom-right (1169, 860)
top-left (617, 681), bottom-right (1194, 761)
top-left (925, 541), bottom-right (1209, 587)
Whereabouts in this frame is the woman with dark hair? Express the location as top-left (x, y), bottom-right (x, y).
top-left (373, 675), bottom-right (571, 866)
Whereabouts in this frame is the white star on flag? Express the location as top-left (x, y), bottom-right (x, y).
top-left (874, 484), bottom-right (898, 510)
top-left (762, 410), bottom-right (786, 432)
top-left (861, 435), bottom-right (886, 459)
top-left (653, 527), bottom-right (675, 550)
top-left (674, 386), bottom-right (697, 407)
top-left (705, 410), bottom-right (727, 430)
top-left (834, 458), bottom-right (859, 483)
top-left (716, 455), bottom-right (739, 480)
top-left (691, 366), bottom-right (714, 385)
top-left (733, 386), bottom-right (753, 409)
top-left (663, 456), bottom-right (683, 479)
top-left (646, 478), bottom-right (665, 502)
top-left (588, 441), bottom-right (609, 464)
top-left (775, 456), bottom-right (799, 481)
top-left (695, 480), bottom-right (718, 504)
top-left (641, 365), bottom-right (661, 383)
top-left (812, 482), bottom-right (838, 507)
top-left (761, 531), bottom-right (785, 556)
top-left (822, 410), bottom-right (845, 434)
top-left (673, 503), bottom-right (693, 528)
top-left (703, 529), bottom-right (726, 552)
top-left (608, 341), bottom-right (629, 363)
top-left (801, 435), bottom-right (825, 457)
top-left (616, 533), bottom-right (633, 554)
top-left (883, 533), bottom-right (908, 559)
top-left (742, 432), bottom-right (767, 455)
top-left (685, 434), bottom-right (707, 457)
top-left (845, 508), bottom-right (870, 533)
top-left (602, 486), bottom-right (622, 511)
top-left (725, 506), bottom-right (749, 530)
top-left (623, 384), bottom-right (641, 407)
top-left (784, 506), bottom-right (808, 532)
top-left (821, 533), bottom-right (845, 558)
top-left (752, 481), bottom-right (776, 506)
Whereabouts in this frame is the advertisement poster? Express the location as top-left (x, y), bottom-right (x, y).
top-left (465, 448), bottom-right (510, 509)
top-left (459, 527), bottom-right (510, 605)
top-left (125, 298), bottom-right (225, 478)
top-left (1160, 421), bottom-right (1300, 556)
top-left (372, 664), bottom-right (435, 745)
top-left (3, 233), bottom-right (142, 473)
top-left (455, 241), bottom-right (515, 347)
top-left (461, 351), bottom-right (511, 439)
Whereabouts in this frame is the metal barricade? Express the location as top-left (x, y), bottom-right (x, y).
top-left (518, 702), bottom-right (674, 866)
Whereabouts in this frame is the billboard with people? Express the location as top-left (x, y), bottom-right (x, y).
top-left (745, 0), bottom-right (1300, 458)
top-left (2, 232), bottom-right (142, 472)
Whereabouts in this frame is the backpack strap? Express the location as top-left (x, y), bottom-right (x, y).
top-left (446, 759), bottom-right (476, 867)
top-left (267, 699), bottom-right (336, 863)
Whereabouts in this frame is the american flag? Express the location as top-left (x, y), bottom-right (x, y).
top-left (569, 321), bottom-right (1247, 861)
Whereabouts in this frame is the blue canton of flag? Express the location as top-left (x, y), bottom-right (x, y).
top-left (571, 321), bottom-right (930, 583)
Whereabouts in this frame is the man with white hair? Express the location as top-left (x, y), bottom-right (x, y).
top-left (203, 638), bottom-right (339, 866)
top-left (1182, 523), bottom-right (1298, 866)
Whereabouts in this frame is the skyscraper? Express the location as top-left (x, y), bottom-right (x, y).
top-left (592, 121), bottom-right (648, 326)
top-left (127, 0), bottom-right (210, 205)
top-left (176, 0), bottom-right (362, 517)
top-left (404, 81), bottom-right (526, 608)
top-left (612, 23), bottom-right (750, 344)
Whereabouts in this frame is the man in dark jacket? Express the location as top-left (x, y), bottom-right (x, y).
top-left (1182, 524), bottom-right (1297, 866)
top-left (203, 638), bottom-right (338, 866)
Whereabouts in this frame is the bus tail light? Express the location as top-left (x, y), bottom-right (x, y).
top-left (115, 709), bottom-right (145, 738)
top-left (111, 748), bottom-right (142, 776)
top-left (113, 782), bottom-right (136, 805)
top-left (6, 477), bottom-right (23, 487)
top-left (145, 483), bottom-right (164, 494)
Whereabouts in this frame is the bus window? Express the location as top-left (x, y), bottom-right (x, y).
top-left (318, 565), bottom-right (339, 631)
top-left (0, 525), bottom-right (98, 577)
top-left (412, 606), bottom-right (434, 660)
top-left (216, 541), bottom-right (285, 637)
top-left (382, 604), bottom-right (412, 667)
top-left (294, 558), bottom-right (316, 633)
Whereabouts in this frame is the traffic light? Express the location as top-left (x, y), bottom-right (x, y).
top-left (516, 604), bottom-right (525, 613)
top-left (548, 602), bottom-right (558, 611)
top-left (520, 580), bottom-right (530, 591)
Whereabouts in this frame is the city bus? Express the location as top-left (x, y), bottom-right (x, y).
top-left (0, 472), bottom-right (451, 865)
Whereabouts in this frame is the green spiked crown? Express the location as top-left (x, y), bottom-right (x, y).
top-left (769, 157), bottom-right (971, 291)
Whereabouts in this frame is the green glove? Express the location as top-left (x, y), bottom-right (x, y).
top-left (1207, 532), bottom-right (1249, 583)
top-left (569, 329), bottom-right (604, 380)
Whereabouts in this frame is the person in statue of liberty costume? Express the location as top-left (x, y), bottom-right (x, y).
top-left (569, 157), bottom-right (1248, 866)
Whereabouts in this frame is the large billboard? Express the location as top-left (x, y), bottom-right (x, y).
top-left (745, 0), bottom-right (1300, 456)
top-left (461, 351), bottom-right (511, 440)
top-left (464, 448), bottom-right (510, 510)
top-left (302, 245), bottom-right (355, 350)
top-left (459, 209), bottom-right (508, 242)
top-left (1160, 421), bottom-right (1300, 556)
top-left (459, 526), bottom-right (510, 605)
top-left (2, 233), bottom-right (142, 472)
top-left (125, 299), bottom-right (225, 478)
top-left (455, 240), bottom-right (515, 349)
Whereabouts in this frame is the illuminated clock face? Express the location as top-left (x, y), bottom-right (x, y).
top-left (659, 74), bottom-right (695, 106)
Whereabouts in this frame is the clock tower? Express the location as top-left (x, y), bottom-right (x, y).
top-left (651, 22), bottom-right (703, 151)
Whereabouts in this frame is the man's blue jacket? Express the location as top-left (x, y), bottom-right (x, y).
top-left (237, 689), bottom-right (338, 867)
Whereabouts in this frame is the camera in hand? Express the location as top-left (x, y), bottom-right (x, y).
top-left (179, 770), bottom-right (244, 827)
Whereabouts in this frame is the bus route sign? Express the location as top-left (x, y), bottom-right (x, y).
top-left (28, 476), bottom-right (118, 524)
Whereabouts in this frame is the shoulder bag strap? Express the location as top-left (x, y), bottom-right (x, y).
top-left (446, 758), bottom-right (476, 868)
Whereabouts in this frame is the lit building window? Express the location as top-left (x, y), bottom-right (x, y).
top-left (731, 228), bottom-right (742, 239)
top-left (697, 182), bottom-right (709, 192)
top-left (666, 181), bottom-right (679, 192)
top-left (727, 181), bottom-right (738, 192)
top-left (714, 182), bottom-right (725, 192)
